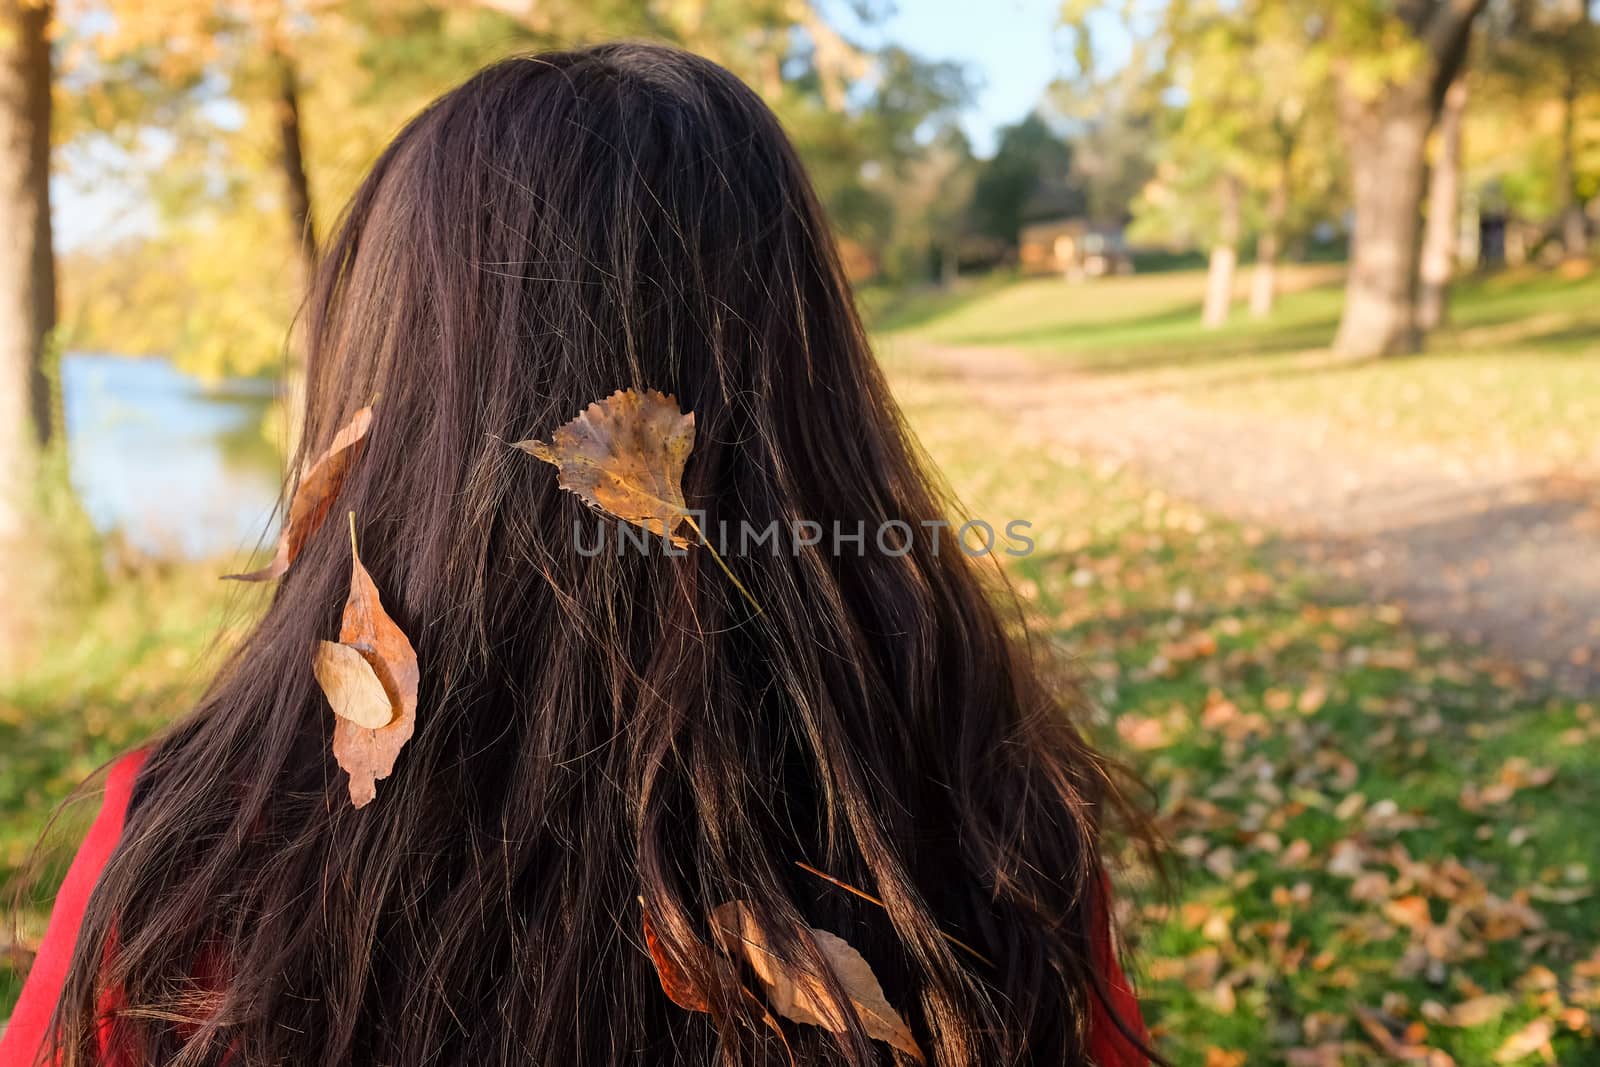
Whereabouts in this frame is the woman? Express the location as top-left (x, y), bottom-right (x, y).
top-left (6, 43), bottom-right (1151, 1066)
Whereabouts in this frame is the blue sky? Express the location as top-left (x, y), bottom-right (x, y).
top-left (852, 0), bottom-right (1066, 156)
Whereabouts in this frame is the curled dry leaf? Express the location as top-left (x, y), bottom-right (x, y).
top-left (639, 900), bottom-right (796, 1063)
top-left (711, 899), bottom-right (925, 1064)
top-left (514, 389), bottom-right (695, 546)
top-left (640, 903), bottom-right (712, 1013)
top-left (226, 405), bottom-right (373, 581)
top-left (514, 389), bottom-right (763, 615)
top-left (312, 640), bottom-right (394, 730)
top-left (317, 512), bottom-right (419, 808)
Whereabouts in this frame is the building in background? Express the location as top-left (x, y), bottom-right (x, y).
top-left (1019, 217), bottom-right (1132, 278)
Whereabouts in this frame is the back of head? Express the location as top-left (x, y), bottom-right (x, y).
top-left (50, 43), bottom-right (1136, 1066)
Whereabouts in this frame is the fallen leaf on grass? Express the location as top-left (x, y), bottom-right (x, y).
top-left (1494, 1018), bottom-right (1555, 1063)
top-left (226, 405), bottom-right (373, 581)
top-left (1354, 1006), bottom-right (1451, 1063)
top-left (712, 899), bottom-right (924, 1063)
top-left (1443, 994), bottom-right (1511, 1028)
top-left (317, 512), bottom-right (419, 808)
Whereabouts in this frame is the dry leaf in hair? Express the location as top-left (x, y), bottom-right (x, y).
top-left (318, 512), bottom-right (419, 808)
top-left (311, 641), bottom-right (394, 730)
top-left (514, 389), bottom-right (762, 614)
top-left (226, 405), bottom-right (374, 581)
top-left (711, 900), bottom-right (925, 1064)
top-left (641, 904), bottom-right (712, 1012)
top-left (641, 902), bottom-right (797, 1063)
top-left (513, 389), bottom-right (695, 546)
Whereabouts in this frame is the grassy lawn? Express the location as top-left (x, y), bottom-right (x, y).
top-left (3, 337), bottom-right (1597, 1063)
top-left (876, 266), bottom-right (1600, 476)
top-left (895, 367), bottom-right (1600, 1065)
top-left (0, 564), bottom-right (255, 1010)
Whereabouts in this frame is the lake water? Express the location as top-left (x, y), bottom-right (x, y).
top-left (62, 354), bottom-right (285, 560)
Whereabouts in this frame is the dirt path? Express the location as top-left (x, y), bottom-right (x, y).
top-left (904, 342), bottom-right (1600, 695)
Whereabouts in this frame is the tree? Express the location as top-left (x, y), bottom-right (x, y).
top-left (1550, 0), bottom-right (1595, 256)
top-left (870, 102), bottom-right (977, 284)
top-left (1123, 1), bottom-right (1336, 324)
top-left (1250, 137), bottom-right (1293, 318)
top-left (968, 114), bottom-right (1078, 247)
top-left (1330, 1), bottom-right (1490, 357)
top-left (1418, 78), bottom-right (1468, 330)
top-left (58, 0), bottom-right (943, 369)
top-left (1202, 174), bottom-right (1242, 326)
top-left (266, 32), bottom-right (314, 281)
top-left (1240, 10), bottom-right (1333, 318)
top-left (0, 0), bottom-right (57, 662)
top-left (1479, 0), bottom-right (1598, 259)
top-left (1052, 0), bottom-right (1165, 225)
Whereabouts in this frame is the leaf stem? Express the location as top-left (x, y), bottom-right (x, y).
top-left (348, 510), bottom-right (359, 557)
top-left (682, 515), bottom-right (764, 617)
top-left (794, 860), bottom-right (994, 967)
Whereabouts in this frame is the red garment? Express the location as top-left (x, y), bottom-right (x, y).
top-left (2, 751), bottom-right (1148, 1065)
top-left (3, 750), bottom-right (146, 1067)
top-left (1087, 875), bottom-right (1152, 1067)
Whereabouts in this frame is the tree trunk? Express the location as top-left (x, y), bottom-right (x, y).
top-left (0, 0), bottom-right (56, 665)
top-left (1334, 86), bottom-right (1434, 356)
top-left (939, 239), bottom-right (958, 288)
top-left (1558, 69), bottom-right (1587, 258)
top-left (1202, 173), bottom-right (1242, 329)
top-left (271, 43), bottom-right (316, 282)
top-left (1506, 217), bottom-right (1530, 266)
top-left (1559, 1), bottom-right (1591, 258)
top-left (268, 41), bottom-right (314, 452)
top-left (1250, 149), bottom-right (1292, 318)
top-left (1418, 79), bottom-right (1467, 331)
top-left (1332, 0), bottom-right (1487, 357)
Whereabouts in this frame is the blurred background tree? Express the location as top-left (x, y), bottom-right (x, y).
top-left (1474, 0), bottom-right (1598, 261)
top-left (0, 0), bottom-right (58, 667)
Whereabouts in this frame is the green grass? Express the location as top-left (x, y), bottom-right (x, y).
top-left (894, 365), bottom-right (1600, 1065)
top-left (1, 562), bottom-right (257, 1009)
top-left (876, 265), bottom-right (1600, 475)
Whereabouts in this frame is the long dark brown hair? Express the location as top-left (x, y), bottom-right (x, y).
top-left (46, 43), bottom-right (1150, 1066)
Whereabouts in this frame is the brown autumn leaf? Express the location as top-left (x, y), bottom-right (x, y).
top-left (1444, 993), bottom-right (1511, 1029)
top-left (311, 640), bottom-right (394, 730)
top-left (638, 901), bottom-right (796, 1063)
top-left (225, 405), bottom-right (373, 581)
top-left (711, 899), bottom-right (925, 1064)
top-left (514, 389), bottom-right (695, 546)
top-left (641, 904), bottom-right (712, 1013)
top-left (1493, 1018), bottom-right (1555, 1063)
top-left (319, 512), bottom-right (419, 808)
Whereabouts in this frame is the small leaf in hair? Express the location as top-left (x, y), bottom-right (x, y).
top-left (640, 902), bottom-right (712, 1012)
top-left (312, 640), bottom-right (394, 730)
top-left (514, 389), bottom-right (763, 614)
top-left (317, 512), bottom-right (419, 808)
top-left (513, 389), bottom-right (696, 546)
top-left (711, 899), bottom-right (925, 1064)
top-left (639, 900), bottom-right (797, 1063)
top-left (225, 405), bottom-right (374, 581)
